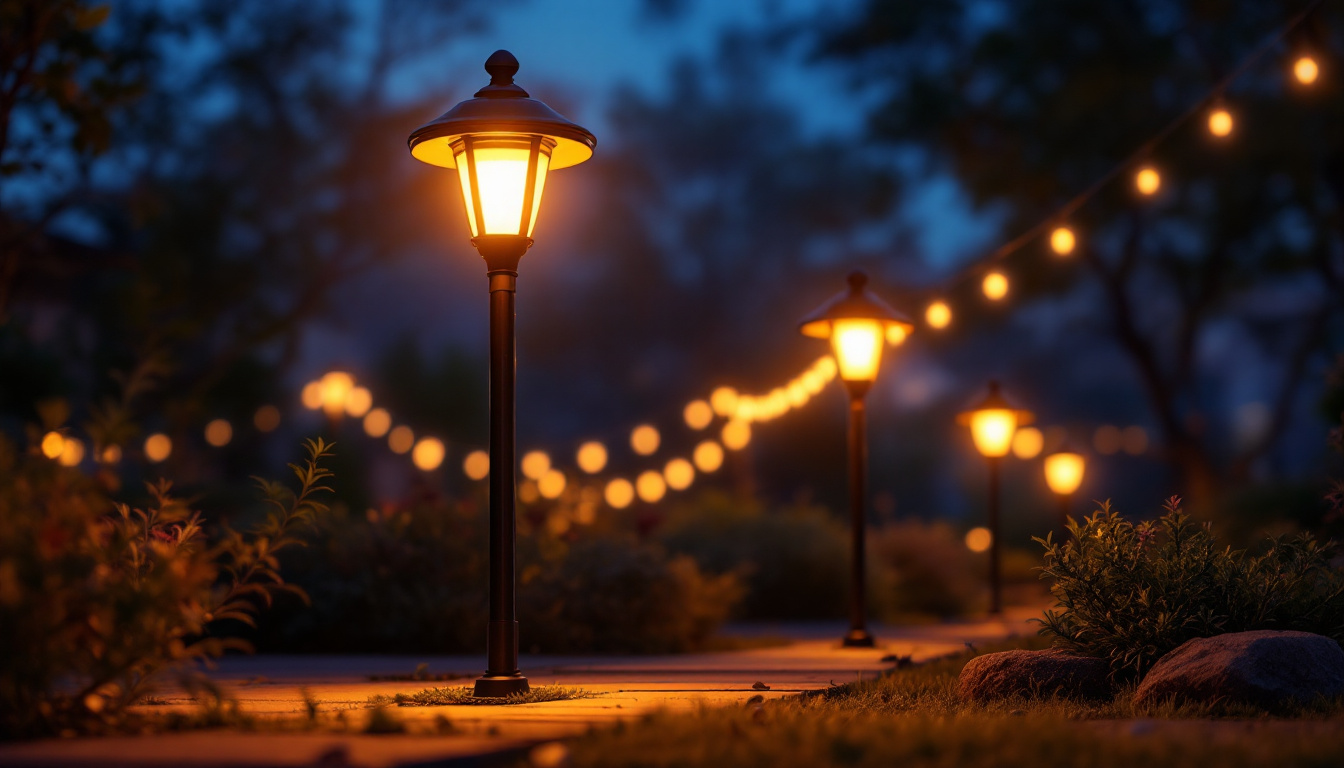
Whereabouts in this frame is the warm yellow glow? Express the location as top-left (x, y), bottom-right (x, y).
top-left (1122, 425), bottom-right (1149, 455)
top-left (885, 324), bottom-right (908, 346)
top-left (58, 437), bottom-right (85, 467)
top-left (463, 449), bottom-right (490, 480)
top-left (40, 431), bottom-right (65, 459)
top-left (301, 381), bottom-right (323, 410)
top-left (363, 408), bottom-right (391, 438)
top-left (576, 441), bottom-right (607, 474)
top-left (1044, 452), bottom-right (1086, 496)
top-left (636, 470), bottom-right (667, 503)
top-left (693, 440), bottom-right (724, 473)
top-left (538, 468), bottom-right (567, 499)
top-left (204, 419), bottom-right (233, 448)
top-left (734, 397), bottom-right (758, 423)
top-left (412, 437), bottom-right (445, 471)
top-left (454, 139), bottom-right (550, 237)
top-left (982, 271), bottom-right (1009, 301)
top-left (925, 301), bottom-right (952, 329)
top-left (605, 478), bottom-right (635, 509)
top-left (767, 389), bottom-right (789, 416)
top-left (664, 458), bottom-right (695, 491)
top-left (815, 356), bottom-right (837, 381)
top-left (345, 386), bottom-right (372, 418)
top-left (99, 445), bottom-right (122, 465)
top-left (709, 387), bottom-right (739, 417)
top-left (144, 433), bottom-right (172, 463)
top-left (631, 424), bottom-right (660, 456)
top-left (1294, 55), bottom-right (1318, 85)
top-left (1050, 226), bottom-right (1076, 256)
top-left (1011, 426), bottom-right (1043, 460)
top-left (830, 318), bottom-right (884, 382)
top-left (965, 526), bottom-right (993, 553)
top-left (722, 420), bottom-right (751, 451)
top-left (1135, 166), bottom-right (1161, 196)
top-left (254, 405), bottom-right (281, 432)
top-left (521, 450), bottom-right (551, 480)
top-left (968, 409), bottom-right (1017, 457)
top-left (518, 480), bottom-right (539, 504)
top-left (1093, 425), bottom-right (1121, 455)
top-left (388, 425), bottom-right (414, 454)
top-left (574, 502), bottom-right (597, 525)
top-left (319, 371), bottom-right (355, 418)
top-left (1207, 108), bottom-right (1233, 137)
top-left (684, 400), bottom-right (713, 430)
top-left (786, 381), bottom-right (809, 407)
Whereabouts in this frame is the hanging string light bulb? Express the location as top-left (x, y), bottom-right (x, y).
top-left (982, 271), bottom-right (1009, 301)
top-left (925, 300), bottom-right (952, 329)
top-left (1293, 55), bottom-right (1319, 85)
top-left (1207, 105), bottom-right (1234, 138)
top-left (1135, 165), bottom-right (1161, 196)
top-left (1049, 226), bottom-right (1076, 256)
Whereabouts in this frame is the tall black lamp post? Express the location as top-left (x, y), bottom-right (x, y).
top-left (408, 51), bottom-right (595, 697)
top-left (800, 272), bottom-right (913, 647)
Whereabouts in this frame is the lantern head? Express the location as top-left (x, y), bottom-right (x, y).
top-left (799, 271), bottom-right (914, 393)
top-left (957, 380), bottom-right (1034, 458)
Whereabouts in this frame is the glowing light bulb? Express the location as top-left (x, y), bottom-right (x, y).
top-left (969, 409), bottom-right (1017, 457)
top-left (709, 387), bottom-right (739, 417)
top-left (363, 408), bottom-right (391, 438)
top-left (721, 420), bottom-right (751, 451)
top-left (605, 478), bottom-right (635, 509)
top-left (463, 450), bottom-right (490, 480)
top-left (1207, 108), bottom-right (1233, 137)
top-left (1050, 226), bottom-right (1076, 256)
top-left (982, 271), bottom-right (1009, 301)
top-left (576, 441), bottom-right (607, 474)
top-left (630, 424), bottom-right (660, 456)
top-left (925, 301), bottom-right (952, 329)
top-left (683, 400), bottom-right (713, 430)
top-left (1135, 166), bottom-right (1161, 196)
top-left (538, 468), bottom-right (566, 499)
top-left (254, 405), bottom-right (281, 432)
top-left (58, 438), bottom-right (85, 467)
top-left (830, 319), bottom-right (884, 382)
top-left (1011, 426), bottom-right (1043, 459)
top-left (204, 419), bottom-right (233, 448)
top-left (144, 433), bottom-right (172, 463)
top-left (318, 371), bottom-right (355, 418)
top-left (412, 437), bottom-right (445, 471)
top-left (1294, 55), bottom-right (1319, 85)
top-left (885, 324), bottom-right (908, 346)
top-left (965, 527), bottom-right (992, 553)
top-left (301, 381), bottom-right (323, 410)
top-left (521, 450), bottom-right (551, 480)
top-left (664, 458), bottom-right (695, 491)
top-left (1044, 452), bottom-right (1085, 496)
top-left (344, 386), bottom-right (373, 417)
top-left (693, 440), bottom-right (724, 473)
top-left (40, 431), bottom-right (65, 459)
top-left (388, 426), bottom-right (414, 454)
top-left (636, 470), bottom-right (667, 503)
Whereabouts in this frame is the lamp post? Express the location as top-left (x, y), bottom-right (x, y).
top-left (408, 51), bottom-right (595, 697)
top-left (800, 271), bottom-right (913, 647)
top-left (1043, 449), bottom-right (1085, 537)
top-left (957, 381), bottom-right (1032, 616)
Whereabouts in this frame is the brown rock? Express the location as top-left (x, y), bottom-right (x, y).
top-left (1134, 630), bottom-right (1344, 710)
top-left (957, 648), bottom-right (1111, 702)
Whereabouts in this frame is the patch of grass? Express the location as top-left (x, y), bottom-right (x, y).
top-left (378, 685), bottom-right (597, 707)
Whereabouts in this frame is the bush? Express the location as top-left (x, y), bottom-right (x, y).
top-left (870, 519), bottom-right (983, 620)
top-left (0, 437), bottom-right (332, 739)
top-left (1037, 497), bottom-right (1344, 680)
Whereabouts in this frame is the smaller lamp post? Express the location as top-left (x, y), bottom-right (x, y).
top-left (800, 271), bottom-right (913, 647)
top-left (957, 381), bottom-right (1032, 616)
top-left (1043, 448), bottom-right (1085, 536)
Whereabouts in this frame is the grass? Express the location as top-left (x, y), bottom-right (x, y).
top-left (545, 640), bottom-right (1344, 768)
top-left (374, 685), bottom-right (597, 707)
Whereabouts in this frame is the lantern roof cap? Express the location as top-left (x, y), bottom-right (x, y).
top-left (798, 271), bottom-right (914, 339)
top-left (956, 380), bottom-right (1035, 425)
top-left (408, 50), bottom-right (596, 170)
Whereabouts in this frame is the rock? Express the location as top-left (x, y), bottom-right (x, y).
top-left (957, 648), bottom-right (1111, 702)
top-left (1134, 630), bottom-right (1344, 710)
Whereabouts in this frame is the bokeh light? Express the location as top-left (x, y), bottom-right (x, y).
top-left (605, 478), bottom-right (635, 509)
top-left (636, 470), bottom-right (667, 503)
top-left (99, 445), bottom-right (122, 465)
top-left (982, 271), bottom-right (1009, 301)
top-left (301, 381), bottom-right (323, 410)
top-left (1294, 55), bottom-right (1318, 85)
top-left (965, 527), bottom-right (993, 553)
top-left (40, 431), bottom-right (64, 459)
top-left (518, 480), bottom-right (540, 504)
top-left (521, 450), bottom-right (551, 480)
top-left (463, 450), bottom-right (490, 480)
top-left (709, 387), bottom-right (739, 418)
top-left (144, 433), bottom-right (172, 463)
top-left (412, 437), bottom-right (445, 471)
top-left (253, 405), bottom-right (281, 432)
top-left (664, 458), bottom-right (695, 491)
top-left (721, 420), bottom-right (751, 451)
top-left (1050, 226), bottom-right (1076, 256)
top-left (204, 419), bottom-right (232, 447)
top-left (363, 408), bottom-right (391, 438)
top-left (576, 441), bottom-right (607, 474)
top-left (1135, 166), bottom-right (1161, 195)
top-left (885, 324), bottom-right (908, 346)
top-left (630, 424), bottom-right (660, 455)
top-left (683, 400), bottom-right (713, 430)
top-left (925, 301), bottom-right (952, 329)
top-left (58, 437), bottom-right (85, 467)
top-left (538, 468), bottom-right (567, 499)
top-left (693, 440), bottom-right (724, 473)
top-left (968, 409), bottom-right (1017, 457)
top-left (1207, 107), bottom-right (1233, 137)
top-left (1011, 426), bottom-right (1044, 459)
top-left (319, 371), bottom-right (355, 417)
top-left (345, 386), bottom-right (373, 417)
top-left (1044, 452), bottom-right (1086, 496)
top-left (815, 356), bottom-right (837, 380)
top-left (388, 425), bottom-right (414, 454)
top-left (1122, 425), bottom-right (1149, 455)
top-left (1093, 424), bottom-right (1122, 455)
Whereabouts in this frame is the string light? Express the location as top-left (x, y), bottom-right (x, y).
top-left (538, 468), bottom-right (567, 499)
top-left (412, 437), bottom-right (445, 471)
top-left (925, 301), bottom-right (952, 329)
top-left (693, 440), bottom-right (724, 472)
top-left (1135, 166), bottom-right (1161, 196)
top-left (1207, 107), bottom-right (1234, 137)
top-left (463, 450), bottom-right (490, 480)
top-left (144, 433), bottom-right (172, 463)
top-left (204, 419), bottom-right (233, 448)
top-left (521, 450), bottom-right (551, 480)
top-left (1294, 55), bottom-right (1319, 85)
top-left (345, 386), bottom-right (373, 417)
top-left (363, 408), bottom-right (391, 438)
top-left (253, 405), bottom-right (281, 432)
top-left (387, 426), bottom-right (414, 454)
top-left (99, 445), bottom-right (122, 465)
top-left (40, 431), bottom-right (64, 459)
top-left (982, 271), bottom-right (1009, 301)
top-left (605, 478), bottom-right (635, 509)
top-left (683, 400), bottom-right (713, 430)
top-left (576, 441), bottom-right (608, 474)
top-left (300, 381), bottom-right (323, 410)
top-left (630, 424), bottom-right (660, 455)
top-left (664, 458), bottom-right (695, 491)
top-left (721, 420), bottom-right (751, 450)
top-left (709, 387), bottom-right (739, 417)
top-left (1011, 426), bottom-right (1044, 459)
top-left (1049, 226), bottom-right (1076, 256)
top-left (965, 527), bottom-right (992, 553)
top-left (636, 470), bottom-right (667, 503)
top-left (58, 437), bottom-right (85, 467)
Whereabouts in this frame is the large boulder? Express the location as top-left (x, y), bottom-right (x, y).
top-left (958, 648), bottom-right (1111, 702)
top-left (1134, 630), bottom-right (1344, 710)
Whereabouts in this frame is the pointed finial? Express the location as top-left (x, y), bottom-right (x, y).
top-left (476, 50), bottom-right (528, 98)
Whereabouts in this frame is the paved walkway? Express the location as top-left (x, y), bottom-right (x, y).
top-left (0, 611), bottom-right (1038, 767)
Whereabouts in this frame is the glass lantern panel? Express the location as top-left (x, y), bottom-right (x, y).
top-left (830, 319), bottom-right (884, 382)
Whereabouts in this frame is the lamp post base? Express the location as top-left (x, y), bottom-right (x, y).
top-left (842, 629), bottom-right (875, 648)
top-left (474, 674), bottom-right (530, 698)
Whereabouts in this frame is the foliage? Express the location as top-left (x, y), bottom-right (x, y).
top-left (0, 437), bottom-right (333, 739)
top-left (254, 492), bottom-right (742, 655)
top-left (869, 519), bottom-right (985, 619)
top-left (1037, 497), bottom-right (1344, 680)
top-left (384, 685), bottom-right (595, 707)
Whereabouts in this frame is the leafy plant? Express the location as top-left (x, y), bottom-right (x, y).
top-left (1037, 497), bottom-right (1344, 680)
top-left (0, 436), bottom-right (333, 739)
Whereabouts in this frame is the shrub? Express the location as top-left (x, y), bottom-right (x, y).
top-left (0, 437), bottom-right (332, 739)
top-left (870, 519), bottom-right (983, 620)
top-left (1037, 497), bottom-right (1344, 680)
